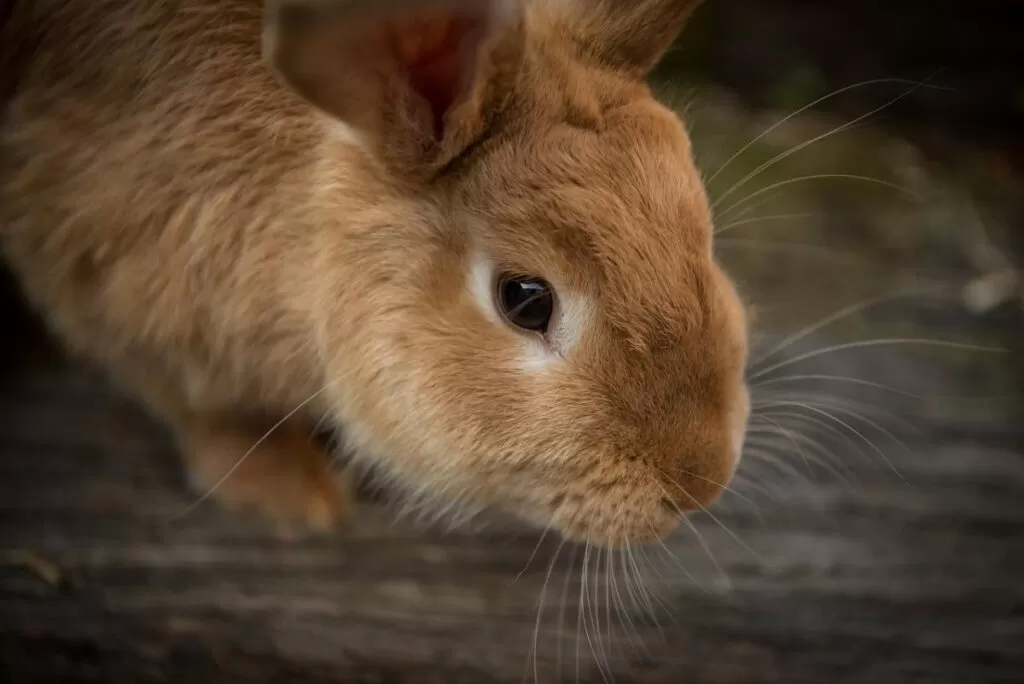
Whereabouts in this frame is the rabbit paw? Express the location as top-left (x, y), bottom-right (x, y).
top-left (179, 417), bottom-right (351, 537)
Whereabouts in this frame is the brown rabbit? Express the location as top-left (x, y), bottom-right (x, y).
top-left (0, 0), bottom-right (750, 548)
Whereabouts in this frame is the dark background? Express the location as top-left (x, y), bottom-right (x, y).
top-left (664, 0), bottom-right (1023, 168)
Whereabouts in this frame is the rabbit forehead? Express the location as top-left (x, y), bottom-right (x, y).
top-left (464, 98), bottom-right (715, 351)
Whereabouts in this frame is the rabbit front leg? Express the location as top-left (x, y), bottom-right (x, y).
top-left (120, 359), bottom-right (352, 536)
top-left (175, 412), bottom-right (351, 535)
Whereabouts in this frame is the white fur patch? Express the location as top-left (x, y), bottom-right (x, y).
top-left (549, 290), bottom-right (589, 354)
top-left (468, 256), bottom-right (502, 326)
top-left (518, 341), bottom-right (556, 373)
top-left (326, 119), bottom-right (368, 151)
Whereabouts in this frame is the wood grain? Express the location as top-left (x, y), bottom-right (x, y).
top-left (0, 259), bottom-right (1022, 683)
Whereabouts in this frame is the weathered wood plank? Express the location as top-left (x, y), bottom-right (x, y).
top-left (1, 275), bottom-right (1022, 684)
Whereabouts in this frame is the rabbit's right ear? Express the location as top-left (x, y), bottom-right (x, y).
top-left (543, 0), bottom-right (704, 79)
top-left (264, 0), bottom-right (526, 179)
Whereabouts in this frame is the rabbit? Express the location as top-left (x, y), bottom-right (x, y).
top-left (0, 0), bottom-right (751, 548)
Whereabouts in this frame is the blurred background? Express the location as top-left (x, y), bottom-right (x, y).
top-left (1, 1), bottom-right (1021, 683)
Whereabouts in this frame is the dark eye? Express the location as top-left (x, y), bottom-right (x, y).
top-left (496, 274), bottom-right (555, 334)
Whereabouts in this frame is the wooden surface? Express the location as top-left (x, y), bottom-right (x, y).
top-left (0, 264), bottom-right (1022, 684)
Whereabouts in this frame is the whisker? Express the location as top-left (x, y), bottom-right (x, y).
top-left (606, 540), bottom-right (655, 655)
top-left (711, 180), bottom-right (821, 228)
top-left (653, 480), bottom-right (733, 586)
top-left (580, 543), bottom-right (613, 684)
top-left (749, 413), bottom-right (817, 480)
top-left (748, 337), bottom-right (1007, 383)
top-left (741, 446), bottom-right (824, 493)
top-left (655, 467), bottom-right (767, 566)
top-left (629, 538), bottom-right (665, 618)
top-left (635, 538), bottom-right (684, 624)
top-left (748, 288), bottom-right (934, 370)
top-left (753, 373), bottom-right (924, 398)
top-left (671, 466), bottom-right (762, 513)
top-left (620, 544), bottom-right (647, 618)
top-left (528, 536), bottom-right (566, 684)
top-left (683, 515), bottom-right (732, 589)
top-left (758, 389), bottom-right (924, 436)
top-left (512, 524), bottom-right (553, 586)
top-left (714, 212), bottom-right (818, 236)
top-left (753, 407), bottom-right (871, 468)
top-left (557, 543), bottom-right (579, 683)
top-left (704, 76), bottom-right (949, 186)
top-left (634, 540), bottom-right (684, 630)
top-left (747, 417), bottom-right (858, 484)
top-left (710, 75), bottom-right (938, 211)
top-left (707, 450), bottom-right (782, 500)
top-left (765, 394), bottom-right (920, 461)
top-left (609, 546), bottom-right (646, 658)
top-left (715, 173), bottom-right (921, 222)
top-left (759, 400), bottom-right (905, 480)
top-left (170, 383), bottom-right (334, 521)
top-left (601, 549), bottom-right (616, 665)
top-left (647, 520), bottom-right (706, 595)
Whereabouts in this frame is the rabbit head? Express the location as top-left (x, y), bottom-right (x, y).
top-left (267, 0), bottom-right (749, 547)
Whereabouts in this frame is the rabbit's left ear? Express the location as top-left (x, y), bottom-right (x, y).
top-left (264, 0), bottom-right (526, 176)
top-left (543, 0), bottom-right (704, 78)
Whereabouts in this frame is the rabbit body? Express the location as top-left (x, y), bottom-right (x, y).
top-left (0, 0), bottom-right (751, 546)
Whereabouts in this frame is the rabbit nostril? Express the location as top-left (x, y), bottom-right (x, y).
top-left (660, 497), bottom-right (679, 514)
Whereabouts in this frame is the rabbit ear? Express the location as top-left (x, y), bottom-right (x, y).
top-left (264, 0), bottom-right (525, 177)
top-left (545, 0), bottom-right (703, 78)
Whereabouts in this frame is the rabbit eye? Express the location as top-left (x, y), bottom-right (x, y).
top-left (496, 274), bottom-right (554, 334)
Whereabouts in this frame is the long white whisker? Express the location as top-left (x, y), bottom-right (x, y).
top-left (513, 524), bottom-right (553, 586)
top-left (602, 548), bottom-right (616, 665)
top-left (758, 390), bottom-right (923, 436)
top-left (714, 212), bottom-right (817, 236)
top-left (628, 538), bottom-right (662, 616)
top-left (748, 288), bottom-right (933, 370)
top-left (528, 536), bottom-right (566, 684)
top-left (673, 466), bottom-right (762, 513)
top-left (748, 338), bottom-right (1006, 383)
top-left (711, 76), bottom-right (938, 211)
top-left (760, 400), bottom-right (904, 480)
top-left (652, 480), bottom-right (732, 587)
top-left (753, 373), bottom-right (924, 398)
top-left (609, 547), bottom-right (643, 657)
top-left (765, 395), bottom-right (919, 461)
top-left (749, 413), bottom-right (816, 479)
top-left (581, 543), bottom-right (613, 684)
top-left (704, 77), bottom-right (948, 186)
top-left (754, 408), bottom-right (870, 468)
top-left (748, 415), bottom-right (857, 484)
top-left (171, 383), bottom-right (333, 521)
top-left (557, 543), bottom-right (579, 683)
top-left (646, 521), bottom-right (706, 596)
top-left (635, 537), bottom-right (685, 622)
top-left (716, 173), bottom-right (921, 222)
top-left (656, 467), bottom-right (766, 565)
top-left (742, 446), bottom-right (820, 489)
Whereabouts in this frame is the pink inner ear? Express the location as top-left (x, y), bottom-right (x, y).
top-left (388, 13), bottom-right (485, 139)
